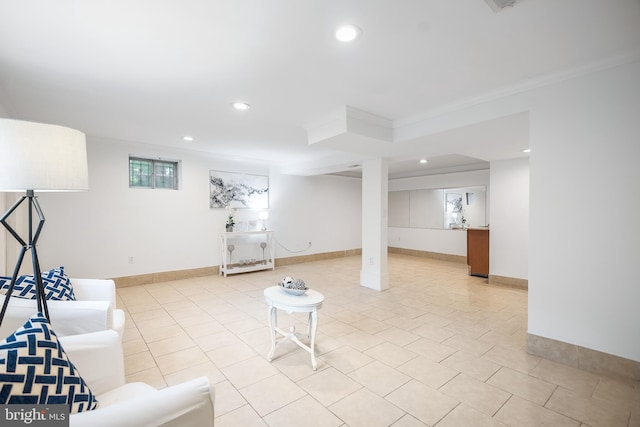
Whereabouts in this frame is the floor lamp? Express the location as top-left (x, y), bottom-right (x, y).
top-left (0, 118), bottom-right (88, 326)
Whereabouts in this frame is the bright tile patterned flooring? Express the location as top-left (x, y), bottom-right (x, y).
top-left (117, 254), bottom-right (640, 427)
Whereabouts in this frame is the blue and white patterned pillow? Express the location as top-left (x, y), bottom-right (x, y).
top-left (0, 312), bottom-right (99, 412)
top-left (0, 267), bottom-right (76, 301)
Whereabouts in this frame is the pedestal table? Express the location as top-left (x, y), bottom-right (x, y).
top-left (263, 286), bottom-right (325, 370)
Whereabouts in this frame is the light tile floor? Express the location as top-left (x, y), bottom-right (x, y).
top-left (116, 254), bottom-right (640, 427)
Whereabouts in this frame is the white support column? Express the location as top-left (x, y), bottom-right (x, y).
top-left (360, 158), bottom-right (389, 291)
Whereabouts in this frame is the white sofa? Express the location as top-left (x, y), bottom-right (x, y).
top-left (60, 330), bottom-right (215, 427)
top-left (0, 278), bottom-right (125, 340)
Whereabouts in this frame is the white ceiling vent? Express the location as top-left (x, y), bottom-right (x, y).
top-left (484, 0), bottom-right (524, 12)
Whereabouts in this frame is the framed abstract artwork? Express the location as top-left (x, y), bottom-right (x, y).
top-left (445, 193), bottom-right (463, 213)
top-left (209, 170), bottom-right (269, 209)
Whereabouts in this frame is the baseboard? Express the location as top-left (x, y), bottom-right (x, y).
top-left (526, 333), bottom-right (640, 382)
top-left (112, 266), bottom-right (218, 288)
top-left (489, 274), bottom-right (528, 290)
top-left (111, 249), bottom-right (362, 288)
top-left (275, 249), bottom-right (362, 267)
top-left (388, 247), bottom-right (466, 264)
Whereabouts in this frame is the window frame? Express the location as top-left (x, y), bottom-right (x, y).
top-left (129, 156), bottom-right (180, 190)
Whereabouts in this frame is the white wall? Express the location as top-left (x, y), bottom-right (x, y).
top-left (528, 60), bottom-right (640, 362)
top-left (0, 103), bottom-right (9, 275)
top-left (29, 137), bottom-right (362, 279)
top-left (268, 172), bottom-right (362, 257)
top-left (489, 158), bottom-right (529, 280)
top-left (389, 227), bottom-right (468, 256)
top-left (0, 193), bottom-right (6, 275)
top-left (391, 58), bottom-right (640, 362)
top-left (388, 169), bottom-right (490, 256)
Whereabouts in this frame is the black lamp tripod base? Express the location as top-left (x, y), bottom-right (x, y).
top-left (0, 190), bottom-right (50, 326)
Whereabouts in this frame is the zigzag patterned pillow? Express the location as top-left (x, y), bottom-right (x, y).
top-left (0, 312), bottom-right (98, 412)
top-left (0, 267), bottom-right (76, 301)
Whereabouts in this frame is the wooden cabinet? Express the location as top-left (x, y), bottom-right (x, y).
top-left (467, 228), bottom-right (489, 278)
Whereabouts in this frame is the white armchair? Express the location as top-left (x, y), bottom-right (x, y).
top-left (0, 278), bottom-right (125, 340)
top-left (60, 330), bottom-right (215, 427)
top-left (71, 278), bottom-right (125, 337)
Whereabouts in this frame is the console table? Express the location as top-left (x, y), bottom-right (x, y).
top-left (220, 230), bottom-right (275, 277)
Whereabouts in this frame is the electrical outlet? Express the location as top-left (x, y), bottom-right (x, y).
top-left (308, 241), bottom-right (312, 246)
top-left (128, 256), bottom-right (135, 264)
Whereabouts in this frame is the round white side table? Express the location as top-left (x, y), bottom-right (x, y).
top-left (263, 286), bottom-right (325, 370)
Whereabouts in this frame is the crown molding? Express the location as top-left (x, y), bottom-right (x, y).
top-left (395, 50), bottom-right (640, 129)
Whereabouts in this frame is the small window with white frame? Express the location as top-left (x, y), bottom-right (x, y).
top-left (129, 157), bottom-right (179, 189)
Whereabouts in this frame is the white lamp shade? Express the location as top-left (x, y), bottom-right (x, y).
top-left (0, 118), bottom-right (88, 192)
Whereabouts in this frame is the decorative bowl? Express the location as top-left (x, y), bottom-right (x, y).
top-left (279, 277), bottom-right (308, 296)
top-left (282, 287), bottom-right (307, 296)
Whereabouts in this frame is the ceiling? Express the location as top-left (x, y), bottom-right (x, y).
top-left (1, 0), bottom-right (639, 178)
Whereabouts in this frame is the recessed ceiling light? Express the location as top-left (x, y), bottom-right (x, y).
top-left (419, 159), bottom-right (428, 164)
top-left (232, 102), bottom-right (251, 110)
top-left (335, 24), bottom-right (362, 42)
top-left (183, 136), bottom-right (194, 142)
top-left (521, 148), bottom-right (531, 153)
